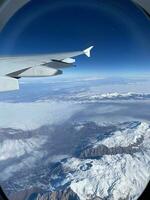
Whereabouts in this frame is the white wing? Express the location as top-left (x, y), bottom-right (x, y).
top-left (0, 46), bottom-right (94, 92)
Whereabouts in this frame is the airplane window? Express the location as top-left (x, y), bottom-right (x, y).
top-left (0, 0), bottom-right (149, 200)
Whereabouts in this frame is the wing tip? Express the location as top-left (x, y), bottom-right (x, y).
top-left (83, 46), bottom-right (94, 57)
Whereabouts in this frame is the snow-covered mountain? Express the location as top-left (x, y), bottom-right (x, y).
top-left (43, 121), bottom-right (150, 200)
top-left (0, 77), bottom-right (150, 200)
top-left (67, 92), bottom-right (150, 103)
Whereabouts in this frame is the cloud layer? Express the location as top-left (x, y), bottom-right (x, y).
top-left (0, 101), bottom-right (83, 130)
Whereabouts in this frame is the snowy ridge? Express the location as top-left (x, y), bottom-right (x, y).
top-left (67, 92), bottom-right (150, 102)
top-left (95, 122), bottom-right (150, 148)
top-left (0, 136), bottom-right (47, 161)
top-left (60, 121), bottom-right (150, 200)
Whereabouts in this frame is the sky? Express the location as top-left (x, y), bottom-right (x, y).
top-left (0, 0), bottom-right (150, 77)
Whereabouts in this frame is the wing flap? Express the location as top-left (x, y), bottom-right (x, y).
top-left (13, 66), bottom-right (63, 77)
top-left (43, 58), bottom-right (75, 69)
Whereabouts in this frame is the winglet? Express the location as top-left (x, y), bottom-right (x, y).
top-left (83, 46), bottom-right (94, 57)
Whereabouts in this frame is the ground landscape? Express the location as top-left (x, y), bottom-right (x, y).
top-left (0, 76), bottom-right (149, 200)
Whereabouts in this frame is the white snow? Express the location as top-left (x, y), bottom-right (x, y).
top-left (0, 136), bottom-right (47, 160)
top-left (68, 92), bottom-right (150, 102)
top-left (61, 122), bottom-right (150, 200)
top-left (95, 122), bottom-right (150, 148)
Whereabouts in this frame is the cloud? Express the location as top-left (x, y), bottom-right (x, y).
top-left (0, 100), bottom-right (83, 130)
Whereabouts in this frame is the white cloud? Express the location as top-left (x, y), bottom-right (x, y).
top-left (0, 100), bottom-right (83, 130)
top-left (0, 152), bottom-right (45, 181)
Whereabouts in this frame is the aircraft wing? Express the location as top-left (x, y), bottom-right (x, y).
top-left (0, 46), bottom-right (94, 92)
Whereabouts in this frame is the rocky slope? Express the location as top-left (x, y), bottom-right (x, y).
top-left (36, 188), bottom-right (80, 200)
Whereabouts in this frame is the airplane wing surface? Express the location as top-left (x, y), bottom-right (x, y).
top-left (0, 46), bottom-right (94, 92)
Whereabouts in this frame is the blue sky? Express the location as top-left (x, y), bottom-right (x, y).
top-left (0, 0), bottom-right (150, 77)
